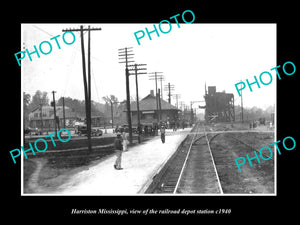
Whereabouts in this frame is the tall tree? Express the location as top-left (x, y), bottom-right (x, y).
top-left (103, 95), bottom-right (119, 108)
top-left (23, 92), bottom-right (31, 110)
top-left (31, 90), bottom-right (49, 108)
top-left (57, 97), bottom-right (85, 116)
top-left (23, 92), bottom-right (31, 127)
top-left (102, 95), bottom-right (119, 125)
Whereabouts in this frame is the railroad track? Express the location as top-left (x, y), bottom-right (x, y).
top-left (146, 123), bottom-right (223, 194)
top-left (146, 124), bottom-right (275, 194)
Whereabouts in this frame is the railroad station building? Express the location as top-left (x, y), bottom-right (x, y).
top-left (129, 90), bottom-right (181, 127)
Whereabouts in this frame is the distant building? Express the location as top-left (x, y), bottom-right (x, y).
top-left (128, 90), bottom-right (181, 127)
top-left (28, 105), bottom-right (102, 129)
top-left (204, 86), bottom-right (235, 122)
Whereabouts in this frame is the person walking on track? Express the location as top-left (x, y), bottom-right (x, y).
top-left (114, 132), bottom-right (123, 170)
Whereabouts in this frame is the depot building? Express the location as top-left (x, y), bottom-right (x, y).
top-left (128, 90), bottom-right (180, 127)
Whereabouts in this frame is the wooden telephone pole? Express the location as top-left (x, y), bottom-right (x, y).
top-left (149, 72), bottom-right (163, 123)
top-left (128, 63), bottom-right (147, 143)
top-left (62, 97), bottom-right (66, 129)
top-left (164, 83), bottom-right (175, 104)
top-left (118, 47), bottom-right (134, 144)
top-left (51, 91), bottom-right (57, 138)
top-left (173, 94), bottom-right (181, 109)
top-left (62, 26), bottom-right (101, 151)
top-left (157, 75), bottom-right (165, 100)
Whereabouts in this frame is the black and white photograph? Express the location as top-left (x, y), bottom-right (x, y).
top-left (21, 23), bottom-right (276, 195)
top-left (4, 5), bottom-right (297, 220)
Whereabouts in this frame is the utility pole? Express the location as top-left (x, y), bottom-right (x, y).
top-left (110, 100), bottom-right (114, 128)
top-left (62, 25), bottom-right (101, 151)
top-left (190, 100), bottom-right (205, 125)
top-left (235, 81), bottom-right (244, 123)
top-left (173, 94), bottom-right (181, 109)
top-left (62, 97), bottom-right (66, 129)
top-left (241, 85), bottom-right (244, 123)
top-left (157, 75), bottom-right (165, 100)
top-left (158, 88), bottom-right (162, 121)
top-left (128, 63), bottom-right (147, 143)
top-left (149, 72), bottom-right (163, 123)
top-left (190, 101), bottom-right (194, 125)
top-left (39, 104), bottom-right (43, 135)
top-left (119, 47), bottom-right (134, 144)
top-left (51, 91), bottom-right (57, 138)
top-left (164, 83), bottom-right (175, 104)
top-left (179, 101), bottom-right (184, 111)
top-left (102, 96), bottom-right (119, 129)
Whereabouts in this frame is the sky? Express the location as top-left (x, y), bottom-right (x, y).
top-left (21, 23), bottom-right (276, 112)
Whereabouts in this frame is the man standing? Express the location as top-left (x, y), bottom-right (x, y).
top-left (114, 132), bottom-right (123, 170)
top-left (160, 125), bottom-right (166, 144)
top-left (122, 130), bottom-right (129, 152)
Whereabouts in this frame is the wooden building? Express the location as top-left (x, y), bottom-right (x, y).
top-left (28, 105), bottom-right (102, 130)
top-left (129, 90), bottom-right (180, 127)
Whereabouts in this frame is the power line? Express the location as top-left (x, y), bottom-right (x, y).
top-left (149, 72), bottom-right (164, 122)
top-left (92, 68), bottom-right (101, 104)
top-left (148, 72), bottom-right (164, 98)
top-left (62, 25), bottom-right (102, 152)
top-left (32, 25), bottom-right (54, 37)
top-left (62, 46), bottom-right (78, 97)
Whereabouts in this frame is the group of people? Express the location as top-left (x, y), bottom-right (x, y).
top-left (249, 121), bottom-right (258, 129)
top-left (113, 124), bottom-right (167, 170)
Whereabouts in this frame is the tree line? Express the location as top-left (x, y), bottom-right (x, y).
top-left (234, 105), bottom-right (274, 121)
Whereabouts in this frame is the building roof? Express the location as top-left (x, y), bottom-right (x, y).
top-left (29, 105), bottom-right (103, 120)
top-left (129, 92), bottom-right (179, 112)
top-left (31, 105), bottom-right (67, 113)
top-left (29, 106), bottom-right (76, 120)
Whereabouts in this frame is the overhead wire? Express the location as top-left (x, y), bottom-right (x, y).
top-left (62, 46), bottom-right (78, 98)
top-left (92, 67), bottom-right (102, 104)
top-left (32, 25), bottom-right (54, 37)
top-left (30, 24), bottom-right (108, 103)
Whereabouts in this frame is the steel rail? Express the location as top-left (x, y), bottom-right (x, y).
top-left (173, 126), bottom-right (198, 194)
top-left (205, 132), bottom-right (224, 194)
